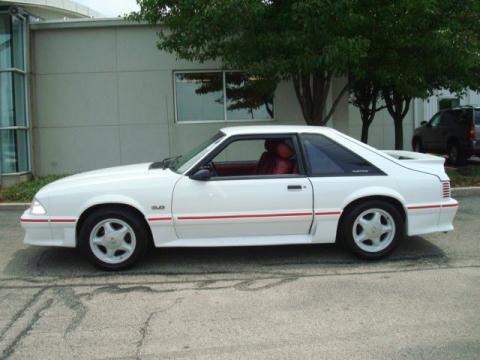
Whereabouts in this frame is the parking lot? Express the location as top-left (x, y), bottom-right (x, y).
top-left (0, 195), bottom-right (479, 359)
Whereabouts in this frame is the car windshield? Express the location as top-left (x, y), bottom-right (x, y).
top-left (162, 132), bottom-right (225, 173)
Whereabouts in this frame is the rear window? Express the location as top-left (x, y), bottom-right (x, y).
top-left (300, 134), bottom-right (384, 176)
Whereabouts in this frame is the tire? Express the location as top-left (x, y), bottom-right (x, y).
top-left (412, 137), bottom-right (424, 153)
top-left (447, 141), bottom-right (466, 166)
top-left (338, 200), bottom-right (404, 260)
top-left (79, 207), bottom-right (150, 270)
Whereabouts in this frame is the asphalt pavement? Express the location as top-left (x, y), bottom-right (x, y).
top-left (0, 195), bottom-right (479, 359)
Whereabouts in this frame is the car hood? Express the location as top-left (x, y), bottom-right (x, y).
top-left (39, 163), bottom-right (174, 194)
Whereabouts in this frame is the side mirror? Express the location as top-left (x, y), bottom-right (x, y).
top-left (421, 121), bottom-right (428, 126)
top-left (190, 168), bottom-right (211, 181)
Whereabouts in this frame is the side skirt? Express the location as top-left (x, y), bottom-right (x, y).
top-left (157, 234), bottom-right (314, 248)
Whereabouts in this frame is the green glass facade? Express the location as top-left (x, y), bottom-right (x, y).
top-left (0, 11), bottom-right (30, 175)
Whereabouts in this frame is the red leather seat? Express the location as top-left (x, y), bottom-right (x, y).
top-left (273, 143), bottom-right (294, 174)
top-left (255, 140), bottom-right (279, 175)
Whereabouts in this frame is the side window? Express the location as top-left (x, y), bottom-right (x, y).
top-left (205, 137), bottom-right (300, 177)
top-left (475, 110), bottom-right (480, 125)
top-left (457, 109), bottom-right (473, 126)
top-left (429, 113), bottom-right (442, 128)
top-left (440, 111), bottom-right (456, 126)
top-left (301, 134), bottom-right (383, 176)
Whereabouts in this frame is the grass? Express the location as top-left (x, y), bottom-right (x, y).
top-left (446, 165), bottom-right (480, 187)
top-left (0, 175), bottom-right (67, 203)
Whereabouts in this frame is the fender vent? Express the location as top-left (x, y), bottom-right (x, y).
top-left (442, 181), bottom-right (451, 198)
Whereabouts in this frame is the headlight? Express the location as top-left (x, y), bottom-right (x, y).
top-left (30, 199), bottom-right (47, 215)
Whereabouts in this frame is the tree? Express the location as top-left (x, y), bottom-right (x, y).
top-left (350, 0), bottom-right (480, 149)
top-left (129, 0), bottom-right (368, 126)
top-left (350, 80), bottom-right (384, 143)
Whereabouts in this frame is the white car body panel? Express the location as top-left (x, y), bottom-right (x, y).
top-left (21, 125), bottom-right (458, 249)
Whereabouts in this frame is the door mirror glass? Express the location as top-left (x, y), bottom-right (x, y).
top-left (190, 168), bottom-right (211, 181)
top-left (421, 121), bottom-right (428, 126)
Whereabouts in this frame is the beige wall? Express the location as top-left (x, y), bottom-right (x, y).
top-left (30, 22), bottom-right (412, 176)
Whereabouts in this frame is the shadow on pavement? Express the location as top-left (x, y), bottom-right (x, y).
top-left (4, 235), bottom-right (446, 279)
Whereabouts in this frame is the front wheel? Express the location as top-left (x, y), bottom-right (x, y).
top-left (79, 208), bottom-right (150, 270)
top-left (339, 201), bottom-right (404, 259)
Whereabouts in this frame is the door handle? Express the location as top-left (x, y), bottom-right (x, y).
top-left (287, 185), bottom-right (302, 190)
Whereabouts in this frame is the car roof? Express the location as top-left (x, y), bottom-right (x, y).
top-left (220, 125), bottom-right (336, 136)
top-left (440, 105), bottom-right (480, 111)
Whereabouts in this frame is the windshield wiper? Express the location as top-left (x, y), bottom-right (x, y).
top-left (149, 155), bottom-right (183, 170)
top-left (161, 155), bottom-right (182, 169)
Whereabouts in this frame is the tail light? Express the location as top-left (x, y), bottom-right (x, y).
top-left (442, 181), bottom-right (451, 199)
top-left (468, 125), bottom-right (475, 141)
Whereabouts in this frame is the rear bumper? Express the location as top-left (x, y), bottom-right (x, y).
top-left (20, 209), bottom-right (77, 248)
top-left (406, 199), bottom-right (459, 236)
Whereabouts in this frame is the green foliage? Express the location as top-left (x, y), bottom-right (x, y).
top-left (0, 175), bottom-right (67, 202)
top-left (129, 0), bottom-right (370, 125)
top-left (130, 1), bottom-right (480, 145)
top-left (447, 166), bottom-right (480, 187)
top-left (349, 0), bottom-right (480, 149)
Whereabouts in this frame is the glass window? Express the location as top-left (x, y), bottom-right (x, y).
top-left (440, 111), bottom-right (455, 126)
top-left (0, 72), bottom-right (26, 127)
top-left (0, 15), bottom-right (12, 69)
top-left (429, 113), bottom-right (442, 128)
top-left (206, 137), bottom-right (298, 177)
top-left (12, 16), bottom-right (24, 70)
top-left (0, 129), bottom-right (29, 173)
top-left (226, 72), bottom-right (274, 120)
top-left (301, 134), bottom-right (382, 176)
top-left (169, 132), bottom-right (225, 173)
top-left (475, 110), bottom-right (480, 126)
top-left (0, 72), bottom-right (14, 127)
top-left (175, 71), bottom-right (274, 122)
top-left (0, 14), bottom-right (29, 174)
top-left (456, 109), bottom-right (473, 126)
top-left (175, 72), bottom-right (224, 122)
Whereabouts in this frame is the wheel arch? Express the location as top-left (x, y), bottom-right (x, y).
top-left (339, 193), bottom-right (407, 233)
top-left (75, 202), bottom-right (153, 248)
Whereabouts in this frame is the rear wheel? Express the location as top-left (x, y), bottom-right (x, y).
top-left (79, 208), bottom-right (150, 270)
top-left (447, 141), bottom-right (466, 166)
top-left (339, 200), bottom-right (404, 259)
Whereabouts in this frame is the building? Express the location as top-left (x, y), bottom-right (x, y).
top-left (1, 1), bottom-right (479, 186)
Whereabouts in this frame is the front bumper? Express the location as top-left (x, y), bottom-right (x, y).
top-left (20, 209), bottom-right (77, 248)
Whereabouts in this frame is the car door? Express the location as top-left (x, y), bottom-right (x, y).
top-left (422, 112), bottom-right (442, 151)
top-left (435, 110), bottom-right (456, 152)
top-left (171, 134), bottom-right (313, 239)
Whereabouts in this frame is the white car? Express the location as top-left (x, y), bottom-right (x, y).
top-left (21, 126), bottom-right (458, 270)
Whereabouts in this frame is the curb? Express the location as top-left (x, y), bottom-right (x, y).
top-left (451, 187), bottom-right (480, 197)
top-left (0, 203), bottom-right (30, 211)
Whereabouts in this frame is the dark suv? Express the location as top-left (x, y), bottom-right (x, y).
top-left (412, 106), bottom-right (480, 165)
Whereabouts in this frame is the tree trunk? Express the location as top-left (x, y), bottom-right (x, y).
top-left (394, 118), bottom-right (403, 150)
top-left (361, 121), bottom-right (371, 143)
top-left (382, 88), bottom-right (411, 150)
top-left (351, 80), bottom-right (383, 145)
top-left (292, 71), bottom-right (349, 126)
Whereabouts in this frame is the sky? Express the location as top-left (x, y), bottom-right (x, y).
top-left (74, 0), bottom-right (140, 17)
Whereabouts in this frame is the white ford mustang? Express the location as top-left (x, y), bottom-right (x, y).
top-left (21, 126), bottom-right (458, 270)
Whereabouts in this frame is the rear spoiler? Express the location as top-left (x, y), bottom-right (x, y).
top-left (382, 150), bottom-right (449, 181)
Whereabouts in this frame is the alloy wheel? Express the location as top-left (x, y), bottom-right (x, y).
top-left (352, 208), bottom-right (396, 253)
top-left (89, 218), bottom-right (137, 264)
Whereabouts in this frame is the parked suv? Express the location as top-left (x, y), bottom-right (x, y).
top-left (412, 106), bottom-right (480, 165)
